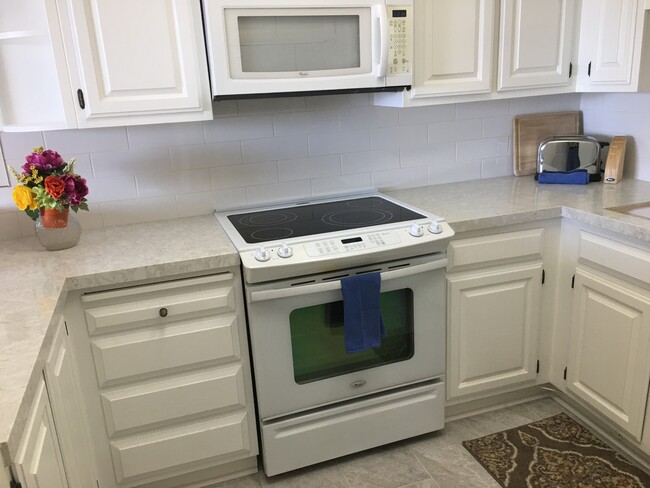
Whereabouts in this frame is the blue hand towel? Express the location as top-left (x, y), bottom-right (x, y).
top-left (341, 273), bottom-right (386, 353)
top-left (537, 170), bottom-right (589, 185)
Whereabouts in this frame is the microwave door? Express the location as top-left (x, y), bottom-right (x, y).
top-left (204, 3), bottom-right (390, 97)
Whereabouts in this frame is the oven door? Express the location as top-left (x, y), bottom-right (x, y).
top-left (246, 253), bottom-right (446, 420)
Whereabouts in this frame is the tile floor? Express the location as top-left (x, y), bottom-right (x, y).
top-left (211, 397), bottom-right (565, 488)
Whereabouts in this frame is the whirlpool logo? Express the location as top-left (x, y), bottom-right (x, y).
top-left (298, 72), bottom-right (310, 77)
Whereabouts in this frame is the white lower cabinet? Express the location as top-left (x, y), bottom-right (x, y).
top-left (14, 378), bottom-right (68, 488)
top-left (564, 231), bottom-right (650, 441)
top-left (446, 228), bottom-right (545, 401)
top-left (65, 270), bottom-right (258, 488)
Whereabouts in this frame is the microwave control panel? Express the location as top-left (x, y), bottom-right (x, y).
top-left (387, 6), bottom-right (412, 75)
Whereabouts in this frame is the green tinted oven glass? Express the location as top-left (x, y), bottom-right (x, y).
top-left (289, 289), bottom-right (414, 384)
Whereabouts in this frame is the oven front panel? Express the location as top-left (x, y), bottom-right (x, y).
top-left (246, 256), bottom-right (446, 420)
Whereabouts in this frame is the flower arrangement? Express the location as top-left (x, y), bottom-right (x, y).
top-left (9, 147), bottom-right (89, 221)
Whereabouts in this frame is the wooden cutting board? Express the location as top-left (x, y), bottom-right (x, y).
top-left (513, 111), bottom-right (582, 176)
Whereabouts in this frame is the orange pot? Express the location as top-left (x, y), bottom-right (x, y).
top-left (40, 208), bottom-right (69, 229)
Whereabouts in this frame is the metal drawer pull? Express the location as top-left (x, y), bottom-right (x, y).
top-left (159, 307), bottom-right (168, 318)
top-left (350, 380), bottom-right (366, 388)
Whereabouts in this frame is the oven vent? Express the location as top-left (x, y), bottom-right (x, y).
top-left (290, 279), bottom-right (316, 287)
top-left (387, 263), bottom-right (410, 270)
top-left (355, 268), bottom-right (382, 275)
top-left (323, 274), bottom-right (351, 282)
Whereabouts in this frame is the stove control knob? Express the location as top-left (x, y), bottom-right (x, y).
top-left (254, 246), bottom-right (271, 262)
top-left (277, 242), bottom-right (293, 258)
top-left (428, 220), bottom-right (443, 234)
top-left (409, 223), bottom-right (424, 237)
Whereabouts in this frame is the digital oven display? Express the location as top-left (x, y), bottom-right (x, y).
top-left (392, 10), bottom-right (407, 17)
top-left (341, 237), bottom-right (363, 244)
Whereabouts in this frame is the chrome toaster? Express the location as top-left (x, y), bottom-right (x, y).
top-left (536, 135), bottom-right (606, 182)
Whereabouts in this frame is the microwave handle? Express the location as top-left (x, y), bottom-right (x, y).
top-left (249, 258), bottom-right (447, 303)
top-left (375, 5), bottom-right (389, 78)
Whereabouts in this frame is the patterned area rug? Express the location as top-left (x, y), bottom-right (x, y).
top-left (463, 412), bottom-right (650, 488)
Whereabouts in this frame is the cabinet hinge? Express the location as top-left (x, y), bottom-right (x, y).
top-left (569, 62), bottom-right (573, 78)
top-left (64, 320), bottom-right (69, 336)
top-left (563, 367), bottom-right (568, 380)
top-left (571, 274), bottom-right (575, 288)
top-left (77, 89), bottom-right (85, 109)
top-left (587, 61), bottom-right (592, 77)
top-left (536, 360), bottom-right (540, 374)
top-left (541, 269), bottom-right (545, 285)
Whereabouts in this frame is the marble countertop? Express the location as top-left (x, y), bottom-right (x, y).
top-left (2, 176), bottom-right (650, 466)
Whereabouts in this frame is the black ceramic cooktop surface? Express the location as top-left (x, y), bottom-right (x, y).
top-left (228, 196), bottom-right (426, 244)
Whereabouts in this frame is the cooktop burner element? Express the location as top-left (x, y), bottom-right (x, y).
top-left (228, 196), bottom-right (425, 244)
top-left (216, 193), bottom-right (455, 284)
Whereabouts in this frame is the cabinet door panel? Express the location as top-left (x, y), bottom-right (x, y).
top-left (567, 268), bottom-right (650, 440)
top-left (15, 380), bottom-right (68, 488)
top-left (412, 0), bottom-right (495, 97)
top-left (64, 0), bottom-right (210, 123)
top-left (498, 0), bottom-right (575, 90)
top-left (448, 263), bottom-right (542, 399)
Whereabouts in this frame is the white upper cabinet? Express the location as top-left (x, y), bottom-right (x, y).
top-left (58, 0), bottom-right (213, 127)
top-left (498, 0), bottom-right (576, 90)
top-left (578, 0), bottom-right (650, 91)
top-left (411, 0), bottom-right (496, 98)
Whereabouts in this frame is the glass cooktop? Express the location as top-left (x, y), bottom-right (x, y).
top-left (227, 196), bottom-right (426, 244)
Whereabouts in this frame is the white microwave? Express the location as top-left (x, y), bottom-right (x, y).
top-left (202, 0), bottom-right (413, 98)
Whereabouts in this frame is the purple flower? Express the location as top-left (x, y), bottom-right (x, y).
top-left (60, 174), bottom-right (88, 205)
top-left (22, 149), bottom-right (66, 175)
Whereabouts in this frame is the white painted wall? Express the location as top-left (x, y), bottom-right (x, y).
top-left (1, 93), bottom-right (582, 241)
top-left (581, 93), bottom-right (650, 182)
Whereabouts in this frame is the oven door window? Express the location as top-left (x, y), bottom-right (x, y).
top-left (289, 289), bottom-right (414, 384)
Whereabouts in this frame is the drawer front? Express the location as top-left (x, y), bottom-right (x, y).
top-left (578, 231), bottom-right (650, 285)
top-left (110, 412), bottom-right (250, 482)
top-left (447, 228), bottom-right (544, 272)
top-left (83, 274), bottom-right (235, 335)
top-left (91, 315), bottom-right (240, 386)
top-left (101, 366), bottom-right (245, 436)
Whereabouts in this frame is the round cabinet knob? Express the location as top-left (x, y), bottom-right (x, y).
top-left (277, 242), bottom-right (293, 258)
top-left (428, 221), bottom-right (443, 234)
top-left (254, 246), bottom-right (271, 262)
top-left (409, 223), bottom-right (424, 237)
top-left (159, 307), bottom-right (168, 318)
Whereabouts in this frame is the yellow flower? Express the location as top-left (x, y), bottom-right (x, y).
top-left (12, 186), bottom-right (37, 211)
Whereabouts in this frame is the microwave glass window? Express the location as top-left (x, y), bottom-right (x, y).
top-left (289, 289), bottom-right (414, 384)
top-left (238, 16), bottom-right (361, 72)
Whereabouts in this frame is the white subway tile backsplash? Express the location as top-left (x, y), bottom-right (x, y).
top-left (136, 169), bottom-right (211, 198)
top-left (0, 132), bottom-right (45, 158)
top-left (370, 124), bottom-right (428, 150)
top-left (482, 116), bottom-right (513, 138)
top-left (92, 147), bottom-right (172, 177)
top-left (304, 93), bottom-right (370, 111)
top-left (373, 166), bottom-right (428, 191)
top-left (44, 127), bottom-right (129, 154)
top-left (175, 188), bottom-right (248, 217)
top-left (242, 136), bottom-right (309, 163)
top-left (398, 104), bottom-right (456, 126)
top-left (171, 142), bottom-right (242, 170)
top-left (210, 161), bottom-right (278, 189)
top-left (428, 119), bottom-right (482, 144)
top-left (204, 115), bottom-right (274, 143)
top-left (456, 100), bottom-right (509, 119)
top-left (237, 97), bottom-right (305, 115)
top-left (342, 149), bottom-right (399, 174)
top-left (428, 160), bottom-right (482, 185)
top-left (101, 196), bottom-right (178, 227)
top-left (400, 143), bottom-right (455, 168)
top-left (311, 173), bottom-right (373, 196)
top-left (245, 180), bottom-right (311, 206)
top-left (481, 157), bottom-right (513, 179)
top-left (278, 155), bottom-right (341, 181)
top-left (456, 137), bottom-right (509, 161)
top-left (211, 100), bottom-right (239, 118)
top-left (0, 185), bottom-right (16, 212)
top-left (309, 130), bottom-right (370, 156)
top-left (339, 106), bottom-right (398, 131)
top-left (87, 175), bottom-right (138, 203)
top-left (273, 110), bottom-right (339, 136)
top-left (127, 122), bottom-right (204, 149)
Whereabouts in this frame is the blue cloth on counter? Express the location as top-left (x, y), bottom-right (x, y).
top-left (537, 170), bottom-right (589, 185)
top-left (341, 273), bottom-right (386, 353)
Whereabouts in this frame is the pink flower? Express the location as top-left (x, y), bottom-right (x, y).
top-left (22, 149), bottom-right (65, 175)
top-left (60, 174), bottom-right (88, 205)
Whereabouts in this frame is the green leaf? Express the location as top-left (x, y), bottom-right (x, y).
top-left (79, 202), bottom-right (89, 211)
top-left (25, 208), bottom-right (39, 221)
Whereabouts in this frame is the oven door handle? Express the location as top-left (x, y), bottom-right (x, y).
top-left (249, 258), bottom-right (447, 303)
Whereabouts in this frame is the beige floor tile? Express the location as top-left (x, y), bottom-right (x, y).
top-left (259, 461), bottom-right (350, 488)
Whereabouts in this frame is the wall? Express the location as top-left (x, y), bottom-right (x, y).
top-left (581, 92), bottom-right (650, 182)
top-left (0, 93), bottom-right (581, 241)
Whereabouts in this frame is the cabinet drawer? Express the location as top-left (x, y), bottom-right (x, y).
top-left (101, 366), bottom-right (246, 436)
top-left (447, 229), bottom-right (544, 272)
top-left (110, 412), bottom-right (251, 482)
top-left (91, 315), bottom-right (240, 386)
top-left (578, 232), bottom-right (650, 285)
top-left (82, 273), bottom-right (235, 335)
